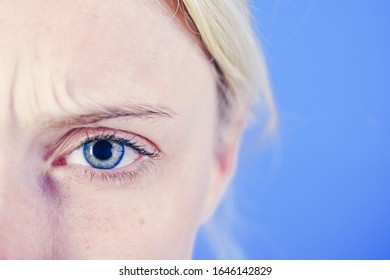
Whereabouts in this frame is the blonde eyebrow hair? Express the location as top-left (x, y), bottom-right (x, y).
top-left (44, 104), bottom-right (176, 129)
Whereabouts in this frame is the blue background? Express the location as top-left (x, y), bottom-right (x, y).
top-left (193, 0), bottom-right (390, 259)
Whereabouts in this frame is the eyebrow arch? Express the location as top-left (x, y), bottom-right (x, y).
top-left (45, 104), bottom-right (176, 129)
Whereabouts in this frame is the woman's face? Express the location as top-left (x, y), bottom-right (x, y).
top-left (0, 0), bottom-right (234, 259)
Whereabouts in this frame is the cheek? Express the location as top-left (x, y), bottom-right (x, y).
top-left (52, 154), bottom-right (214, 259)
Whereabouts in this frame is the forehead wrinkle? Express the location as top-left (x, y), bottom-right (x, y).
top-left (2, 0), bottom-right (215, 130)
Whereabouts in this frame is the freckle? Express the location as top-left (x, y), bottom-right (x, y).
top-left (138, 218), bottom-right (145, 226)
top-left (86, 245), bottom-right (90, 250)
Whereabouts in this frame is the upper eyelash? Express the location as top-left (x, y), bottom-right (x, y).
top-left (79, 131), bottom-right (160, 158)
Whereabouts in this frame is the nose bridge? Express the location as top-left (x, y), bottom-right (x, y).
top-left (0, 61), bottom-right (24, 210)
top-left (0, 37), bottom-right (58, 257)
top-left (0, 133), bottom-right (32, 221)
top-left (0, 134), bottom-right (19, 211)
top-left (0, 134), bottom-right (51, 259)
top-left (0, 144), bottom-right (29, 257)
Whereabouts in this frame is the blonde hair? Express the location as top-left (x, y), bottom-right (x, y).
top-left (177, 0), bottom-right (277, 259)
top-left (180, 0), bottom-right (277, 131)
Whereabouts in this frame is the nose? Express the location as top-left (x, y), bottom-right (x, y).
top-left (0, 136), bottom-right (54, 259)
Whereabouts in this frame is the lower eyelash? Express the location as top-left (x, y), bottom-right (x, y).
top-left (73, 161), bottom-right (155, 185)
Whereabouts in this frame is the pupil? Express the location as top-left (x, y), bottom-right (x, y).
top-left (92, 140), bottom-right (113, 160)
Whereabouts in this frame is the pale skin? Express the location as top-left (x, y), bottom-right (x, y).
top-left (0, 0), bottom-right (242, 259)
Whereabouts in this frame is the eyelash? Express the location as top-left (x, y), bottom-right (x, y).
top-left (81, 132), bottom-right (160, 158)
top-left (72, 161), bottom-right (155, 185)
top-left (51, 127), bottom-right (160, 185)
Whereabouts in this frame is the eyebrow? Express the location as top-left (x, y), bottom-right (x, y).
top-left (44, 104), bottom-right (176, 129)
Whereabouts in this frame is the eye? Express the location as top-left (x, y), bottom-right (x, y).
top-left (67, 139), bottom-right (140, 169)
top-left (49, 127), bottom-right (160, 184)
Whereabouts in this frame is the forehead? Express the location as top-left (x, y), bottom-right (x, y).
top-left (0, 0), bottom-right (214, 125)
top-left (1, 0), bottom-right (192, 51)
top-left (2, 0), bottom-right (178, 59)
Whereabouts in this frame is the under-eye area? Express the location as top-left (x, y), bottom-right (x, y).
top-left (49, 127), bottom-right (161, 185)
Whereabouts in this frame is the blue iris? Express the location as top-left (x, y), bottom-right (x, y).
top-left (83, 140), bottom-right (124, 169)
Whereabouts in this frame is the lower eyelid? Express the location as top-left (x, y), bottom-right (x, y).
top-left (51, 160), bottom-right (155, 187)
